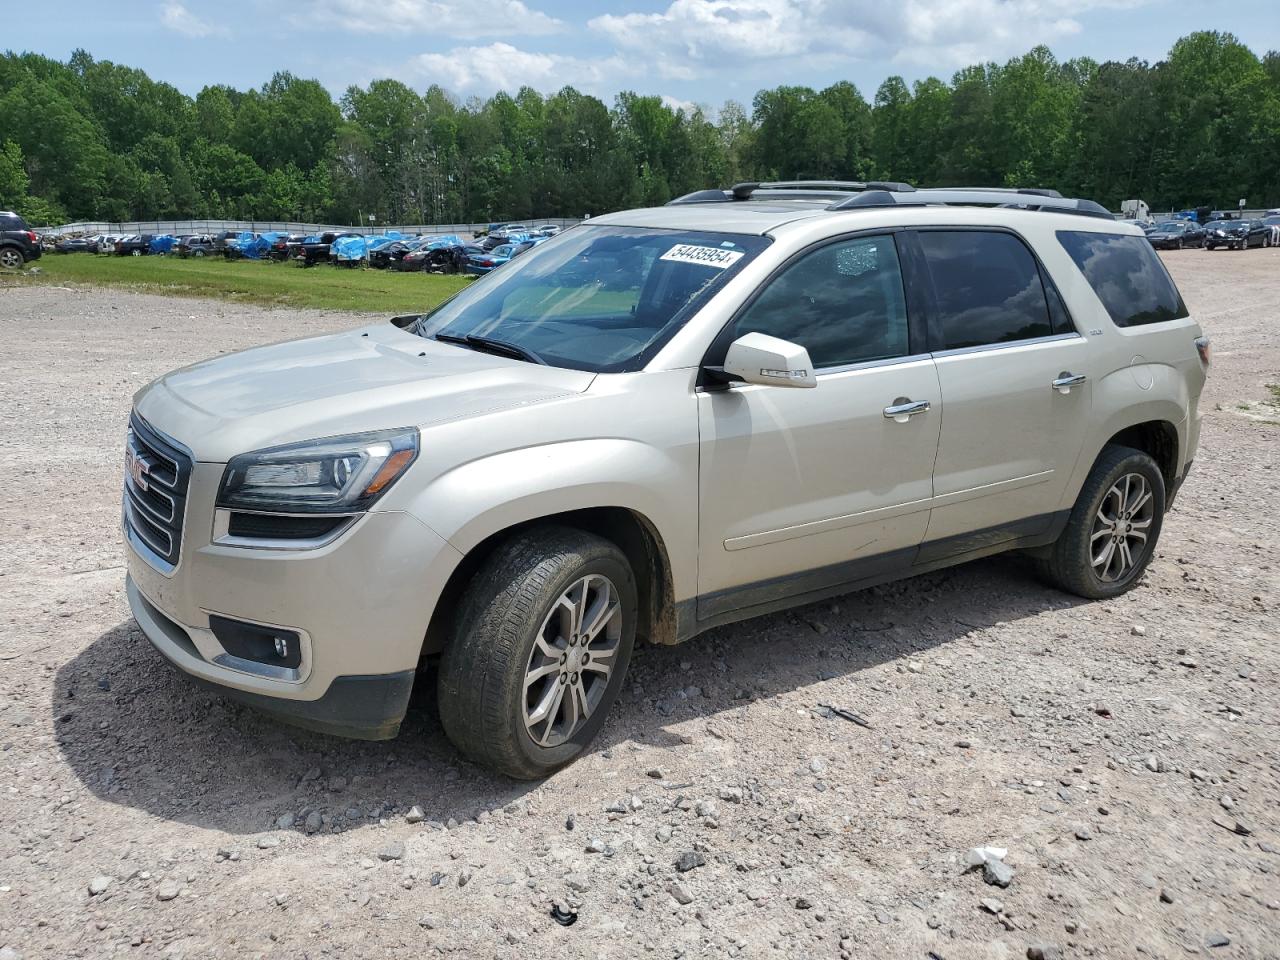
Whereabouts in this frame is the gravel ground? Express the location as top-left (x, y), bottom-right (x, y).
top-left (1, 251), bottom-right (1277, 960)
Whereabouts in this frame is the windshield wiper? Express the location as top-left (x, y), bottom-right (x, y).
top-left (433, 331), bottom-right (546, 365)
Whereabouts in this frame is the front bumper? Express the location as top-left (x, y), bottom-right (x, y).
top-left (125, 458), bottom-right (464, 738)
top-left (131, 576), bottom-right (415, 739)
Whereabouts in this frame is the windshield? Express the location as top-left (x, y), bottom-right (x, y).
top-left (1205, 221), bottom-right (1233, 230)
top-left (414, 225), bottom-right (771, 372)
top-left (1153, 222), bottom-right (1183, 232)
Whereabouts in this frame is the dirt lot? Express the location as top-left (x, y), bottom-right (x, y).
top-left (1, 250), bottom-right (1277, 960)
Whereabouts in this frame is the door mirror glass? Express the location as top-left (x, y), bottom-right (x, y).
top-left (719, 332), bottom-right (817, 389)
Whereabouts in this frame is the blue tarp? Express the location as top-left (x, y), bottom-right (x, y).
top-left (149, 235), bottom-right (176, 254)
top-left (332, 235), bottom-right (370, 261)
top-left (420, 234), bottom-right (463, 249)
top-left (227, 231), bottom-right (284, 260)
top-left (366, 233), bottom-right (406, 253)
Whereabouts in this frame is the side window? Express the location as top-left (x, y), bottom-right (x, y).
top-left (919, 231), bottom-right (1054, 350)
top-left (731, 235), bottom-right (909, 368)
top-left (1056, 230), bottom-right (1189, 327)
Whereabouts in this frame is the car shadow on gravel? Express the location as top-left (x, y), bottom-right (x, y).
top-left (53, 553), bottom-right (1086, 835)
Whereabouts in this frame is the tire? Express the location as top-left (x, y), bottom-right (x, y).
top-left (131, 249), bottom-right (142, 257)
top-left (0, 247), bottom-right (23, 269)
top-left (437, 525), bottom-right (638, 779)
top-left (1034, 445), bottom-right (1166, 600)
top-left (194, 249), bottom-right (206, 258)
top-left (1176, 238), bottom-right (1184, 250)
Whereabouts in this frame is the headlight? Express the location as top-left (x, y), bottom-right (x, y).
top-left (218, 428), bottom-right (419, 514)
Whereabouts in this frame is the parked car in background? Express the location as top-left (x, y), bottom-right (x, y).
top-left (114, 235), bottom-right (156, 256)
top-left (463, 242), bottom-right (520, 275)
top-left (369, 238), bottom-right (420, 270)
top-left (1116, 218), bottom-right (1153, 233)
top-left (1260, 215), bottom-right (1280, 246)
top-left (1203, 219), bottom-right (1269, 250)
top-left (398, 238), bottom-right (468, 273)
top-left (299, 231), bottom-right (360, 266)
top-left (211, 231), bottom-right (244, 255)
top-left (54, 236), bottom-right (93, 254)
top-left (92, 235), bottom-right (120, 254)
top-left (0, 211), bottom-right (42, 268)
top-left (270, 234), bottom-right (307, 262)
top-left (534, 224), bottom-right (562, 236)
top-left (176, 235), bottom-right (216, 258)
top-left (1146, 220), bottom-right (1204, 250)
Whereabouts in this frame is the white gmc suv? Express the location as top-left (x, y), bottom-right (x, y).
top-left (123, 181), bottom-right (1209, 778)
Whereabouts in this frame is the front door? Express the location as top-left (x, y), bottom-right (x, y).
top-left (696, 233), bottom-right (941, 622)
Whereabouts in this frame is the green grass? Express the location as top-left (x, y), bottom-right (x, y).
top-left (1, 253), bottom-right (472, 313)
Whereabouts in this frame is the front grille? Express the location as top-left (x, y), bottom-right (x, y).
top-left (124, 414), bottom-right (193, 570)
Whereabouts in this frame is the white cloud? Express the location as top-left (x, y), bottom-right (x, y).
top-left (305, 0), bottom-right (562, 38)
top-left (589, 0), bottom-right (1158, 75)
top-left (159, 1), bottom-right (229, 39)
top-left (405, 42), bottom-right (634, 96)
top-left (661, 94), bottom-right (701, 115)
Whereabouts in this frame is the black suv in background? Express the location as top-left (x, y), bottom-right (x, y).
top-left (113, 235), bottom-right (155, 256)
top-left (176, 235), bottom-right (216, 258)
top-left (0, 211), bottom-right (42, 269)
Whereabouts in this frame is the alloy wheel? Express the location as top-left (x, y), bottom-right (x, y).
top-left (522, 574), bottom-right (622, 748)
top-left (1091, 473), bottom-right (1154, 583)
top-left (0, 249), bottom-right (21, 269)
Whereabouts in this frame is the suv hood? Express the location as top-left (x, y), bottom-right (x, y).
top-left (134, 322), bottom-right (596, 462)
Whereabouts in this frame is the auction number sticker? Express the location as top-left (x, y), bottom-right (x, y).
top-left (659, 244), bottom-right (745, 269)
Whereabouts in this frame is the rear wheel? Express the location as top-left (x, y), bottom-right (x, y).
top-left (0, 247), bottom-right (22, 269)
top-left (130, 249), bottom-right (142, 257)
top-left (437, 526), bottom-right (637, 779)
top-left (1035, 445), bottom-right (1165, 600)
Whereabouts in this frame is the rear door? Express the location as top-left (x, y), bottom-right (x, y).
top-left (911, 228), bottom-right (1094, 561)
top-left (697, 232), bottom-right (941, 621)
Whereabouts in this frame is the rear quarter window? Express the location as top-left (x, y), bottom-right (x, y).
top-left (1056, 231), bottom-right (1189, 327)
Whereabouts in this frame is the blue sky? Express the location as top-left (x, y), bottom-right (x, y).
top-left (6, 0), bottom-right (1279, 111)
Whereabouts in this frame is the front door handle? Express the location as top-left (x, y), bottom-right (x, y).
top-left (1052, 372), bottom-right (1087, 394)
top-left (883, 398), bottom-right (931, 422)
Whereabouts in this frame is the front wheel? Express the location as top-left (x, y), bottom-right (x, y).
top-left (1035, 445), bottom-right (1166, 600)
top-left (438, 526), bottom-right (637, 779)
top-left (131, 249), bottom-right (142, 257)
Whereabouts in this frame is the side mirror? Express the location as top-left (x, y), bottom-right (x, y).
top-left (713, 332), bottom-right (817, 389)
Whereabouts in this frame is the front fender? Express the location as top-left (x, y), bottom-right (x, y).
top-left (401, 438), bottom-right (698, 603)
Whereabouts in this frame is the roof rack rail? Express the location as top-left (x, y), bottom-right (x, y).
top-left (667, 180), bottom-right (916, 205)
top-left (827, 187), bottom-right (1112, 219)
top-left (667, 180), bottom-right (1111, 220)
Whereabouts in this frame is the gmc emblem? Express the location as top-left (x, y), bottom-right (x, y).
top-left (126, 447), bottom-right (151, 491)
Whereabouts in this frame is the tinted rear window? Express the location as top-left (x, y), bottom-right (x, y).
top-left (918, 230), bottom-right (1054, 350)
top-left (1057, 231), bottom-right (1189, 327)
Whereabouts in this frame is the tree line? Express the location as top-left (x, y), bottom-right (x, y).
top-left (1, 30), bottom-right (1277, 227)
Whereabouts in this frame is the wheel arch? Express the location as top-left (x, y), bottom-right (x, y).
top-left (1104, 419), bottom-right (1179, 491)
top-left (421, 505), bottom-right (678, 658)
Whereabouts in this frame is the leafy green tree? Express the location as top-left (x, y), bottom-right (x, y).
top-left (0, 139), bottom-right (29, 209)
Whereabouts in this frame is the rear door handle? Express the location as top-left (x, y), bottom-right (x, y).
top-left (1052, 372), bottom-right (1087, 393)
top-left (883, 398), bottom-right (931, 422)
